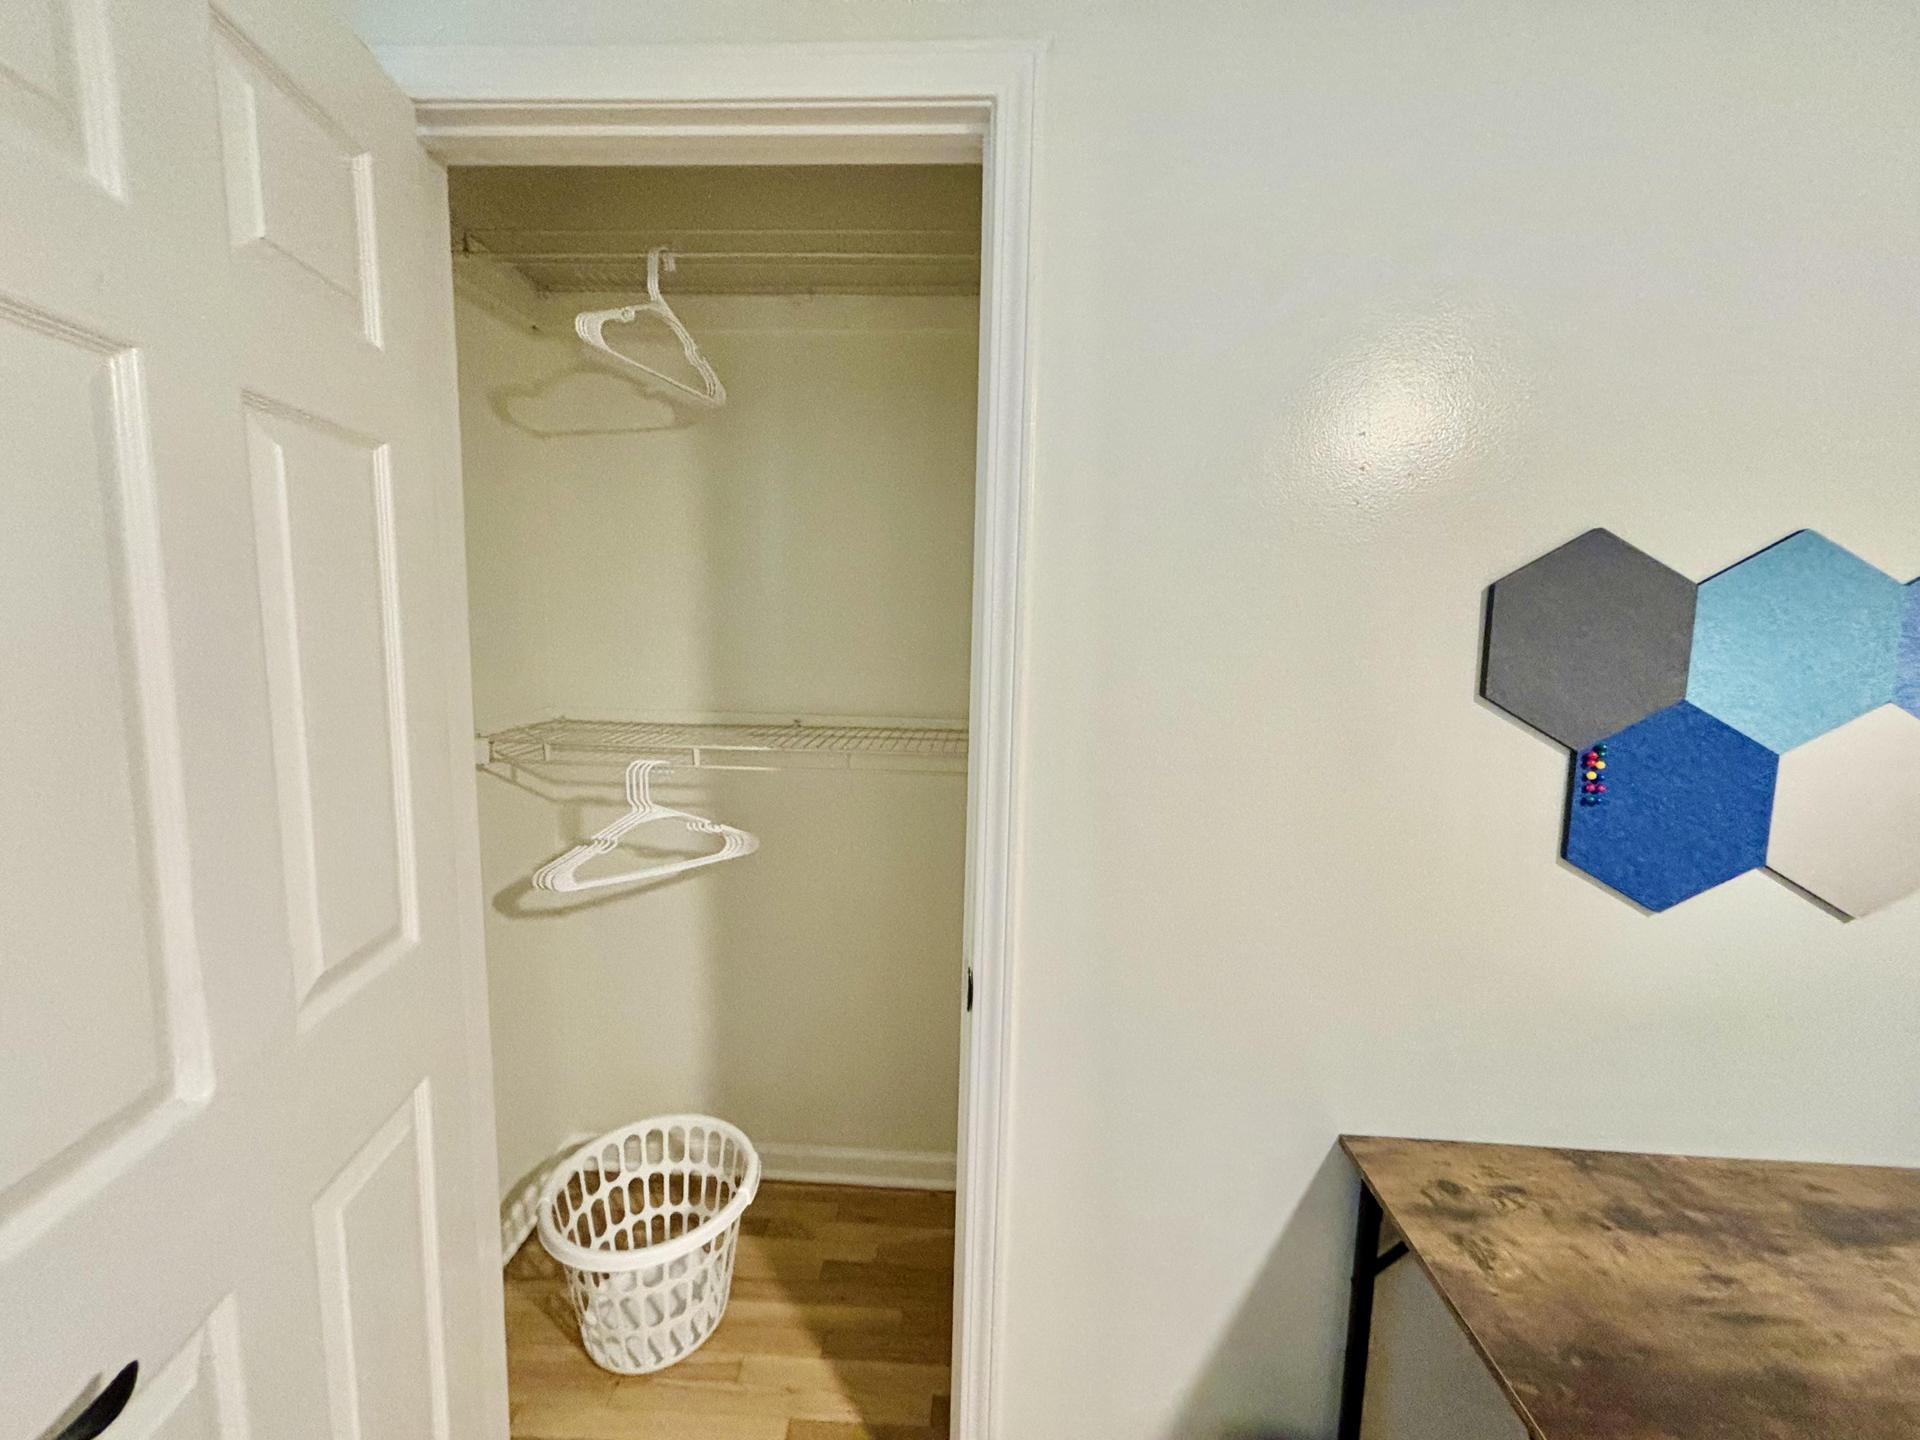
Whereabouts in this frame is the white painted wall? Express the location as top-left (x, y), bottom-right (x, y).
top-left (454, 291), bottom-right (977, 1204)
top-left (368, 5), bottom-right (1920, 1437)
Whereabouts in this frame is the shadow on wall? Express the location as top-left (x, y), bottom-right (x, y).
top-left (489, 337), bottom-right (710, 437)
top-left (1166, 1146), bottom-right (1358, 1440)
top-left (479, 764), bottom-right (725, 918)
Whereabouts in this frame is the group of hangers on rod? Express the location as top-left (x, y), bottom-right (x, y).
top-left (531, 759), bottom-right (759, 895)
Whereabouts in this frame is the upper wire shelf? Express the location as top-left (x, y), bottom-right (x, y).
top-left (481, 716), bottom-right (969, 774)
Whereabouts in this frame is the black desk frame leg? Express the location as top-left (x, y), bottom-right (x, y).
top-left (1337, 1183), bottom-right (1405, 1440)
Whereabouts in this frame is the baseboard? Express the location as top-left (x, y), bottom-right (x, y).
top-left (498, 1132), bottom-right (595, 1264)
top-left (498, 1136), bottom-right (958, 1266)
top-left (755, 1142), bottom-right (956, 1192)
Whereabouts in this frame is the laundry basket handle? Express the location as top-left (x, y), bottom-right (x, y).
top-left (535, 1116), bottom-right (762, 1274)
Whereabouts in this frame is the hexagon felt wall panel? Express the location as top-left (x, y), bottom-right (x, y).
top-left (1896, 581), bottom-right (1920, 719)
top-left (1483, 529), bottom-right (1920, 917)
top-left (1686, 531), bottom-right (1903, 753)
top-left (1767, 705), bottom-right (1920, 918)
top-left (1562, 702), bottom-right (1777, 912)
top-left (1482, 529), bottom-right (1695, 749)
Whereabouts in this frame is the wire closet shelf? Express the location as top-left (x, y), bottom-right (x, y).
top-left (481, 717), bottom-right (969, 774)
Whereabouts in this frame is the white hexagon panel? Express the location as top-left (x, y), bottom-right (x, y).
top-left (1767, 705), bottom-right (1920, 918)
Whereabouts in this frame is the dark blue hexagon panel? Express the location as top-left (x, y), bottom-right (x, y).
top-left (1563, 703), bottom-right (1777, 912)
top-left (1484, 529), bottom-right (1920, 915)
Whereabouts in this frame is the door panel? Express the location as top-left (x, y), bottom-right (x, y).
top-left (0, 0), bottom-right (120, 192)
top-left (244, 399), bottom-right (416, 1012)
top-left (211, 15), bottom-right (380, 344)
top-left (0, 307), bottom-right (198, 1206)
top-left (0, 0), bottom-right (504, 1433)
top-left (109, 1300), bottom-right (249, 1440)
top-left (313, 1084), bottom-right (449, 1440)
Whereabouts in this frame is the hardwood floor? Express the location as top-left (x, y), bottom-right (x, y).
top-left (506, 1181), bottom-right (955, 1440)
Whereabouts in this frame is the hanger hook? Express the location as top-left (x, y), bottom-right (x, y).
top-left (646, 247), bottom-right (671, 304)
top-left (624, 756), bottom-right (670, 809)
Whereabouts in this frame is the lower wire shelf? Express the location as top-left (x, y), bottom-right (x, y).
top-left (480, 715), bottom-right (969, 774)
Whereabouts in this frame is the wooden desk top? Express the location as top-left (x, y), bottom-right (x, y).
top-left (1341, 1136), bottom-right (1920, 1440)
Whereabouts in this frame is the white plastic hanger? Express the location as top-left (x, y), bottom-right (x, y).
top-left (573, 249), bottom-right (728, 410)
top-left (531, 759), bottom-right (758, 894)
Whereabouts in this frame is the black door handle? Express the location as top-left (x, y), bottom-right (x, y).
top-left (50, 1362), bottom-right (137, 1440)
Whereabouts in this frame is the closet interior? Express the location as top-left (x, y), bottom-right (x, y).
top-left (449, 163), bottom-right (983, 1438)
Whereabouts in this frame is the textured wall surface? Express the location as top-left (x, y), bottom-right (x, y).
top-left (366, 5), bottom-right (1920, 1437)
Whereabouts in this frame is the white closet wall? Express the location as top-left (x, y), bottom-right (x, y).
top-left (455, 290), bottom-right (978, 1204)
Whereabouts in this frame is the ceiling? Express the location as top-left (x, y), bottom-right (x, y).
top-left (447, 165), bottom-right (983, 297)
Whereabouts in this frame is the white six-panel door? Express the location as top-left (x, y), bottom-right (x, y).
top-left (0, 0), bottom-right (506, 1434)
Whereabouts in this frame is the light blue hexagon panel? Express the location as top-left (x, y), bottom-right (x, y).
top-left (1484, 529), bottom-right (1920, 916)
top-left (1896, 581), bottom-right (1920, 720)
top-left (1685, 531), bottom-right (1903, 754)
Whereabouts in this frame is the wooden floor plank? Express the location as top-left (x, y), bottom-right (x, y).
top-left (506, 1180), bottom-right (954, 1440)
top-left (738, 1354), bottom-right (949, 1397)
top-left (514, 1407), bottom-right (787, 1440)
top-left (786, 1423), bottom-right (949, 1440)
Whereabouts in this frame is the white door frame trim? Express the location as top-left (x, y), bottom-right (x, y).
top-left (377, 40), bottom-right (1040, 1440)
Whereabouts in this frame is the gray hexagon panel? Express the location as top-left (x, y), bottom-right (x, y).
top-left (1483, 529), bottom-right (1697, 750)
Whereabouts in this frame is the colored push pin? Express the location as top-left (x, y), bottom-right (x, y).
top-left (1579, 742), bottom-right (1610, 807)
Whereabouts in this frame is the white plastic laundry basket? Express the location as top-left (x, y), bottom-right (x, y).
top-left (536, 1114), bottom-right (761, 1374)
